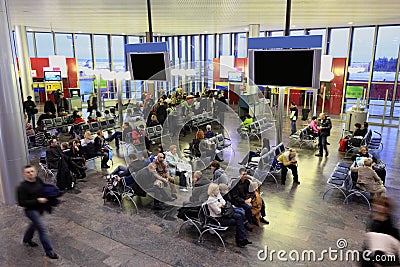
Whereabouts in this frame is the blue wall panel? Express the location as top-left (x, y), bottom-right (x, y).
top-left (248, 35), bottom-right (322, 50)
top-left (125, 42), bottom-right (168, 54)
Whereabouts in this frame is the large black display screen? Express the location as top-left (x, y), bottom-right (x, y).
top-left (129, 52), bottom-right (167, 81)
top-left (253, 50), bottom-right (315, 87)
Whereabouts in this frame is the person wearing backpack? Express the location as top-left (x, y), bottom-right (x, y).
top-left (17, 165), bottom-right (59, 259)
top-left (289, 102), bottom-right (298, 135)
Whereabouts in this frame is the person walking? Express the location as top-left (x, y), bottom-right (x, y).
top-left (17, 165), bottom-right (59, 259)
top-left (289, 102), bottom-right (298, 135)
top-left (23, 96), bottom-right (37, 129)
top-left (315, 112), bottom-right (332, 157)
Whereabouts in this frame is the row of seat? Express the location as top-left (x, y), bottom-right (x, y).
top-left (323, 161), bottom-right (371, 210)
top-left (246, 143), bottom-right (286, 188)
top-left (344, 129), bottom-right (383, 158)
top-left (42, 115), bottom-right (74, 129)
top-left (189, 111), bottom-right (215, 129)
top-left (288, 127), bottom-right (318, 150)
top-left (246, 117), bottom-right (275, 141)
top-left (74, 118), bottom-right (117, 135)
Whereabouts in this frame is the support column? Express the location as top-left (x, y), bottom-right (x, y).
top-left (312, 89), bottom-right (318, 116)
top-left (276, 87), bottom-right (285, 145)
top-left (116, 79), bottom-right (123, 127)
top-left (15, 25), bottom-right (34, 100)
top-left (249, 24), bottom-right (260, 38)
top-left (0, 0), bottom-right (30, 204)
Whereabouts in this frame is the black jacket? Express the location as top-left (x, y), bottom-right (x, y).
top-left (57, 98), bottom-right (69, 113)
top-left (317, 117), bottom-right (332, 137)
top-left (46, 146), bottom-right (64, 169)
top-left (23, 100), bottom-right (36, 114)
top-left (230, 179), bottom-right (252, 206)
top-left (44, 100), bottom-right (56, 115)
top-left (17, 177), bottom-right (44, 211)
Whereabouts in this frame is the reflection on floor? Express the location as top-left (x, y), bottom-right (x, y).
top-left (1, 114), bottom-right (399, 266)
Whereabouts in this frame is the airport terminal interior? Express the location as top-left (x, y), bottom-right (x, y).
top-left (0, 0), bottom-right (400, 266)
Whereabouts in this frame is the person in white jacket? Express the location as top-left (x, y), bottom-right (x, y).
top-left (206, 183), bottom-right (251, 247)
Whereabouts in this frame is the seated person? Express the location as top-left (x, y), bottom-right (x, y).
top-left (277, 148), bottom-right (300, 185)
top-left (192, 130), bottom-right (223, 162)
top-left (87, 116), bottom-right (96, 123)
top-left (351, 158), bottom-right (386, 198)
top-left (147, 114), bottom-right (160, 127)
top-left (82, 130), bottom-right (95, 145)
top-left (351, 146), bottom-right (378, 165)
top-left (238, 114), bottom-right (253, 134)
top-left (238, 138), bottom-right (270, 166)
top-left (37, 111), bottom-right (56, 127)
top-left (112, 154), bottom-right (149, 187)
top-left (148, 153), bottom-right (176, 209)
top-left (346, 123), bottom-right (364, 148)
top-left (229, 168), bottom-right (255, 230)
top-left (106, 122), bottom-right (132, 150)
top-left (204, 124), bottom-right (215, 139)
top-left (46, 138), bottom-right (63, 169)
top-left (69, 138), bottom-right (86, 179)
top-left (165, 145), bottom-right (188, 189)
top-left (210, 161), bottom-right (229, 185)
top-left (308, 116), bottom-right (319, 137)
top-left (207, 183), bottom-right (251, 248)
top-left (35, 125), bottom-right (50, 147)
top-left (94, 130), bottom-right (110, 169)
top-left (361, 121), bottom-right (369, 137)
top-left (96, 111), bottom-right (104, 121)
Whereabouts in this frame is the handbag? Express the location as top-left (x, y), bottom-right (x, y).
top-left (220, 200), bottom-right (234, 218)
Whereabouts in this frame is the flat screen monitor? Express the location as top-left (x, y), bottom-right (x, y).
top-left (44, 71), bottom-right (62, 82)
top-left (228, 72), bottom-right (243, 82)
top-left (128, 52), bottom-right (169, 81)
top-left (249, 49), bottom-right (321, 88)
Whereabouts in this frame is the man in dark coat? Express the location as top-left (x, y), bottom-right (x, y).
top-left (17, 165), bottom-right (59, 259)
top-left (23, 96), bottom-right (37, 129)
top-left (315, 112), bottom-right (332, 157)
top-left (56, 94), bottom-right (69, 114)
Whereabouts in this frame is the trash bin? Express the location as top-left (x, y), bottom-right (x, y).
top-left (345, 106), bottom-right (368, 132)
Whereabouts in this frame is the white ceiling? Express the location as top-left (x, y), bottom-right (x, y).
top-left (7, 0), bottom-right (400, 35)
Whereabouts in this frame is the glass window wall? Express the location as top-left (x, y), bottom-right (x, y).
top-left (94, 35), bottom-right (110, 70)
top-left (35, 32), bottom-right (54, 57)
top-left (236, 33), bottom-right (247, 58)
top-left (111, 36), bottom-right (125, 72)
top-left (27, 31), bottom-right (36, 57)
top-left (328, 28), bottom-right (349, 58)
top-left (372, 26), bottom-right (400, 82)
top-left (55, 33), bottom-right (74, 58)
top-left (220, 34), bottom-right (231, 56)
top-left (348, 27), bottom-right (375, 81)
top-left (75, 34), bottom-right (93, 73)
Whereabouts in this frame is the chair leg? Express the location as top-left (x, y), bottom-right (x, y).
top-left (198, 229), bottom-right (227, 252)
top-left (322, 187), bottom-right (346, 200)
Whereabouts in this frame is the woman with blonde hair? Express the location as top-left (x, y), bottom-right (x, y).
top-left (207, 183), bottom-right (251, 247)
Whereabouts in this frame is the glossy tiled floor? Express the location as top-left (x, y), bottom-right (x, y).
top-left (1, 114), bottom-right (399, 266)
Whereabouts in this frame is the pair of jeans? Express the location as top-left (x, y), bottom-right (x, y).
top-left (216, 212), bottom-right (247, 241)
top-left (318, 135), bottom-right (328, 155)
top-left (107, 131), bottom-right (122, 148)
top-left (23, 210), bottom-right (53, 253)
top-left (290, 120), bottom-right (297, 135)
top-left (281, 164), bottom-right (299, 184)
top-left (239, 203), bottom-right (253, 225)
top-left (111, 165), bottom-right (127, 176)
top-left (27, 112), bottom-right (36, 129)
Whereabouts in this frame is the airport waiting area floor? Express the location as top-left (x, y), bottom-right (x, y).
top-left (1, 114), bottom-right (400, 266)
